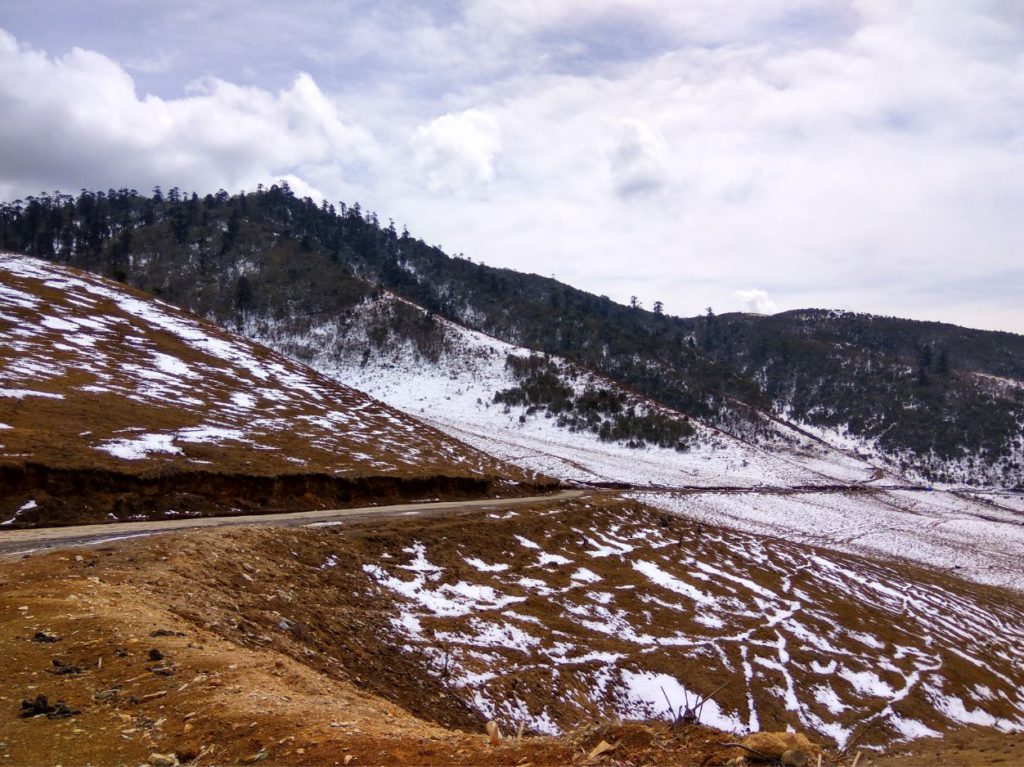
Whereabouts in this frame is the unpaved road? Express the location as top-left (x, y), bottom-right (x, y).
top-left (0, 489), bottom-right (586, 556)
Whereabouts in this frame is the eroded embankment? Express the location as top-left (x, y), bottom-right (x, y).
top-left (0, 462), bottom-right (556, 527)
top-left (92, 495), bottom-right (1024, 753)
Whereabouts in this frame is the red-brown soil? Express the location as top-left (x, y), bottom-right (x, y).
top-left (0, 538), bottom-right (740, 766)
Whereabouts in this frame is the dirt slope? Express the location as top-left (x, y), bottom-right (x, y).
top-left (0, 254), bottom-right (549, 526)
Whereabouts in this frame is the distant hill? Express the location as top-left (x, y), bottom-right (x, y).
top-left (0, 254), bottom-right (544, 526)
top-left (1, 185), bottom-right (1021, 486)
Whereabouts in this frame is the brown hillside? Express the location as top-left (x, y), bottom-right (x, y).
top-left (0, 254), bottom-right (549, 526)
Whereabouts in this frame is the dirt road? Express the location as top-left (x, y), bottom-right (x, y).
top-left (0, 489), bottom-right (586, 556)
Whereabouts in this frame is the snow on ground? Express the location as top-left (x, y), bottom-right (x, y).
top-left (636, 489), bottom-right (1024, 592)
top-left (239, 291), bottom-right (1024, 593)
top-left (256, 292), bottom-right (877, 489)
top-left (0, 254), bottom-right (516, 480)
top-left (359, 500), bottom-right (1024, 747)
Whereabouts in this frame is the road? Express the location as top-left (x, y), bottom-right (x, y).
top-left (0, 489), bottom-right (586, 557)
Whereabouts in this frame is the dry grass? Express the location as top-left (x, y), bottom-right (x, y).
top-left (0, 255), bottom-right (549, 525)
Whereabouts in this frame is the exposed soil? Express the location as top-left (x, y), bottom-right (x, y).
top-left (0, 462), bottom-right (557, 528)
top-left (873, 727), bottom-right (1024, 766)
top-left (0, 534), bottom-right (740, 766)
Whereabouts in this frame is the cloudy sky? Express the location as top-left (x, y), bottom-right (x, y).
top-left (1, 1), bottom-right (1022, 331)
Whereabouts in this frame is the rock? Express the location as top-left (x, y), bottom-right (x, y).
top-left (147, 753), bottom-right (179, 767)
top-left (93, 688), bottom-right (120, 703)
top-left (150, 629), bottom-right (186, 638)
top-left (47, 701), bottom-right (80, 719)
top-left (782, 749), bottom-right (808, 767)
top-left (19, 695), bottom-right (54, 718)
top-left (48, 658), bottom-right (82, 675)
top-left (175, 745), bottom-right (200, 763)
top-left (739, 732), bottom-right (819, 764)
top-left (32, 631), bottom-right (61, 643)
top-left (148, 648), bottom-right (164, 661)
top-left (18, 695), bottom-right (77, 719)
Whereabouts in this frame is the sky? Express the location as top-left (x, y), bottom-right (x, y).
top-left (0, 1), bottom-right (1022, 332)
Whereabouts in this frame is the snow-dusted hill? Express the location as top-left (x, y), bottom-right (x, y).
top-left (361, 497), bottom-right (1024, 747)
top-left (169, 496), bottom-right (1024, 752)
top-left (0, 255), bottom-right (539, 526)
top-left (247, 292), bottom-right (880, 489)
top-left (239, 291), bottom-right (1024, 592)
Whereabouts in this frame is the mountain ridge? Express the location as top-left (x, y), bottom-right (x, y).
top-left (1, 185), bottom-right (1021, 486)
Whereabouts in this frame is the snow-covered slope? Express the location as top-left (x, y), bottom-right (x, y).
top-left (343, 497), bottom-right (1024, 749)
top-left (637, 488), bottom-right (1024, 592)
top-left (239, 291), bottom-right (1024, 593)
top-left (0, 255), bottom-right (539, 525)
top-left (247, 292), bottom-right (880, 489)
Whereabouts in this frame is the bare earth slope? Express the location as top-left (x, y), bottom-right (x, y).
top-left (0, 254), bottom-right (545, 526)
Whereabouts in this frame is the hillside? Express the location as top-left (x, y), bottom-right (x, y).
top-left (2, 186), bottom-right (1021, 486)
top-left (0, 254), bottom-right (546, 527)
top-left (2, 494), bottom-right (1024, 765)
top-left (249, 290), bottom-right (1024, 593)
top-left (257, 291), bottom-right (878, 488)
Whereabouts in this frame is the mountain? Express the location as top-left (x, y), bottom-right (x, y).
top-left (2, 185), bottom-right (1021, 487)
top-left (254, 289), bottom-right (1024, 593)
top-left (3, 192), bottom-right (1024, 764)
top-left (0, 254), bottom-right (545, 527)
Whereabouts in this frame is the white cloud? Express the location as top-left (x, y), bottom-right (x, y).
top-left (0, 29), bottom-right (377, 200)
top-left (0, 1), bottom-right (1022, 333)
top-left (608, 118), bottom-right (666, 198)
top-left (734, 289), bottom-right (779, 315)
top-left (410, 109), bottom-right (501, 194)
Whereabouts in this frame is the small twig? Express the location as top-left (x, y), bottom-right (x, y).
top-left (851, 752), bottom-right (862, 767)
top-left (694, 680), bottom-right (730, 719)
top-left (722, 742), bottom-right (774, 762)
top-left (661, 686), bottom-right (675, 720)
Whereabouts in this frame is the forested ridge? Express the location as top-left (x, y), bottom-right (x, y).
top-left (2, 184), bottom-right (1022, 485)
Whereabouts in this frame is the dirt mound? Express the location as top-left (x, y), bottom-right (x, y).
top-left (567, 720), bottom-right (740, 765)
